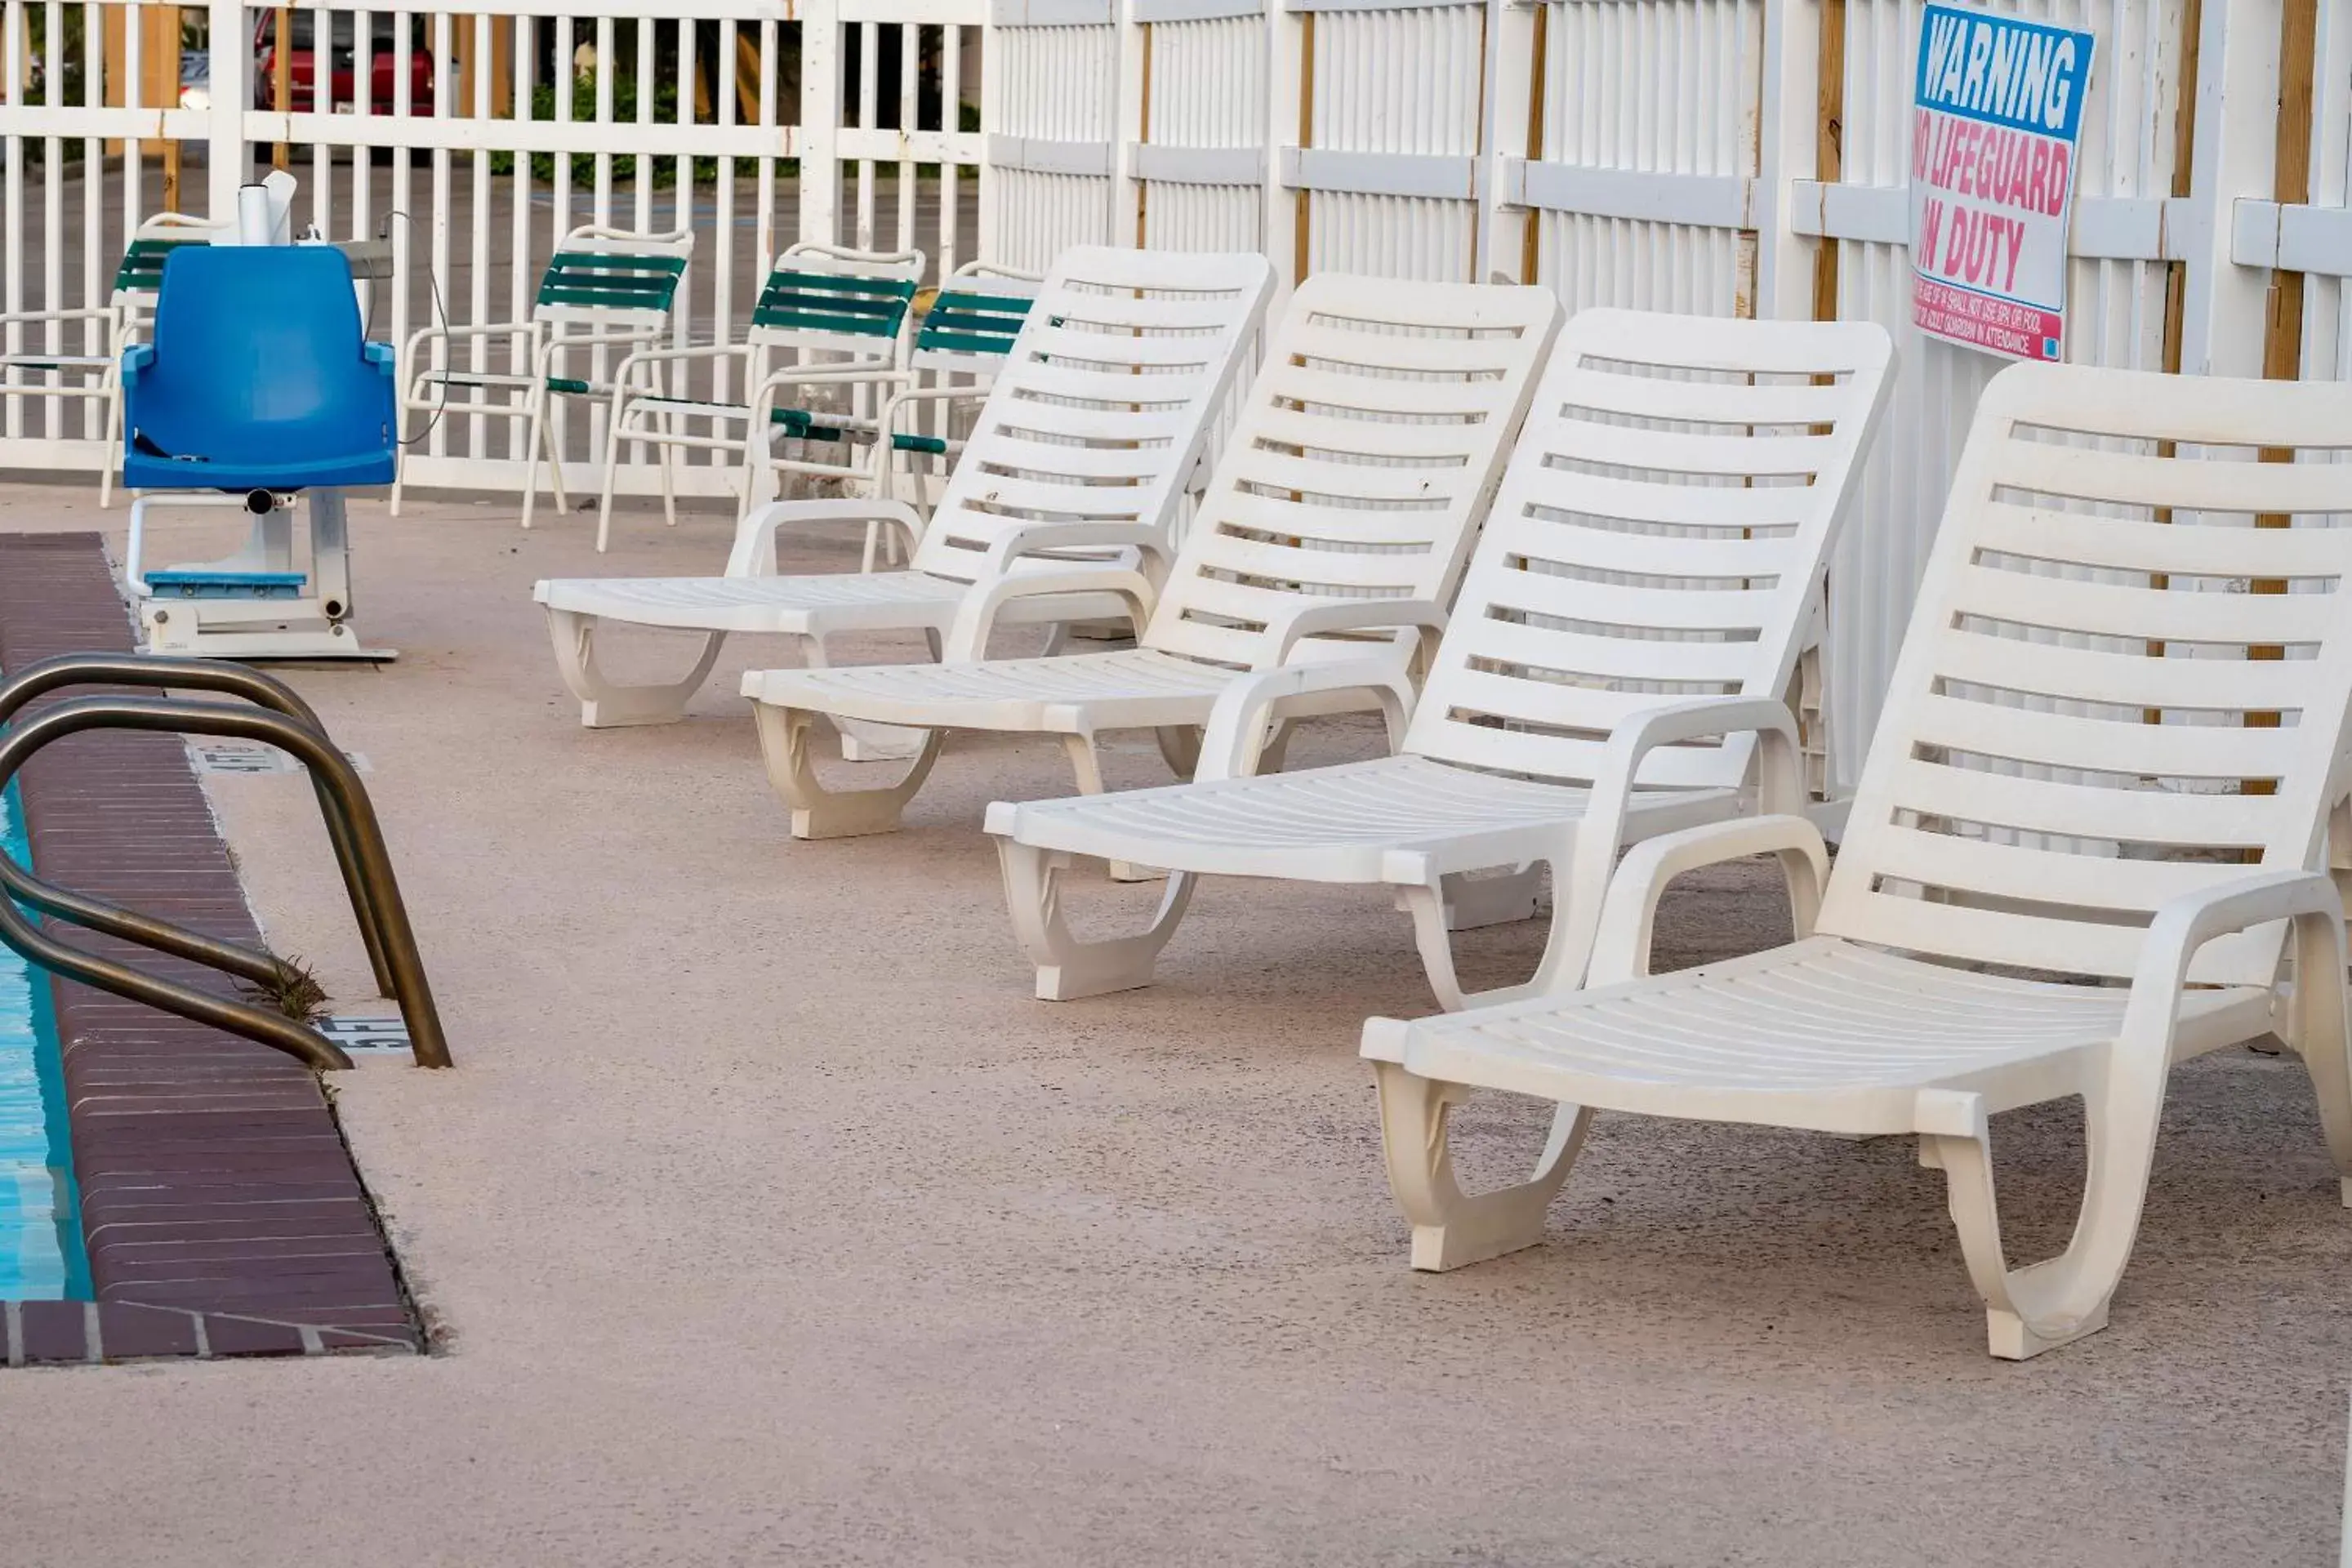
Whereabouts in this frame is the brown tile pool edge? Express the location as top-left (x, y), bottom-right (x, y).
top-left (0, 532), bottom-right (422, 1365)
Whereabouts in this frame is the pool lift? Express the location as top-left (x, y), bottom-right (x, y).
top-left (121, 176), bottom-right (400, 662)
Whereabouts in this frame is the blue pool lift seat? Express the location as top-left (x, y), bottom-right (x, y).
top-left (121, 244), bottom-right (396, 494)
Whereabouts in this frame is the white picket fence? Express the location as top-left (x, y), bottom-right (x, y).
top-left (3, 0), bottom-right (2345, 777)
top-left (1, 0), bottom-right (988, 498)
top-left (991, 0), bottom-right (2342, 782)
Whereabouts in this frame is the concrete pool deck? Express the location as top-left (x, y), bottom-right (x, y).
top-left (0, 480), bottom-right (2345, 1566)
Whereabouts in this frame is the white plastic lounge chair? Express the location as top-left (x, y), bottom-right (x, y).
top-left (1361, 360), bottom-right (2352, 1360)
top-left (532, 247), bottom-right (1274, 733)
top-left (984, 310), bottom-right (1895, 1004)
top-left (596, 242), bottom-right (926, 550)
top-left (393, 223), bottom-right (695, 530)
top-left (0, 212), bottom-right (217, 509)
top-left (739, 274), bottom-right (1564, 843)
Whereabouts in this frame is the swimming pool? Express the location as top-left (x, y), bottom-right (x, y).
top-left (0, 784), bottom-right (88, 1299)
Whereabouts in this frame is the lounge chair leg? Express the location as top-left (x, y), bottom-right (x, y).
top-left (1931, 1127), bottom-right (2118, 1360)
top-left (1156, 726), bottom-right (1203, 780)
top-left (1397, 875), bottom-right (1570, 1013)
top-left (545, 392), bottom-right (572, 517)
top-left (1062, 734), bottom-right (1156, 882)
top-left (1940, 903), bottom-right (2352, 1359)
top-left (1405, 865), bottom-right (1544, 931)
top-left (1398, 884), bottom-right (1478, 1011)
top-left (998, 840), bottom-right (1197, 1000)
top-left (753, 701), bottom-right (942, 840)
top-left (1258, 719), bottom-right (1296, 773)
top-left (1372, 1062), bottom-right (1590, 1272)
top-left (545, 608), bottom-right (725, 728)
top-left (2280, 901), bottom-right (2352, 1205)
top-left (800, 638), bottom-right (930, 764)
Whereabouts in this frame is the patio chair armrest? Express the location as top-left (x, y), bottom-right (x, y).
top-left (750, 363), bottom-right (911, 401)
top-left (120, 345), bottom-right (157, 385)
top-left (880, 385), bottom-right (995, 411)
top-left (942, 565), bottom-right (1157, 662)
top-left (878, 383), bottom-right (993, 444)
top-left (1582, 813), bottom-right (1831, 988)
top-left (747, 365), bottom-right (915, 437)
top-left (363, 342), bottom-right (395, 379)
top-left (1196, 656), bottom-right (1417, 782)
top-left (544, 325), bottom-right (668, 350)
top-left (609, 342), bottom-right (749, 372)
top-left (411, 318), bottom-right (537, 348)
top-left (1551, 697), bottom-right (1806, 991)
top-left (727, 498), bottom-right (927, 578)
top-left (1258, 598), bottom-right (1449, 666)
top-left (536, 326), bottom-right (667, 371)
top-left (0, 307), bottom-right (121, 328)
top-left (949, 260), bottom-right (1047, 283)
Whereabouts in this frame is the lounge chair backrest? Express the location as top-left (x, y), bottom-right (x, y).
top-left (1817, 361), bottom-right (2352, 986)
top-left (907, 247), bottom-right (1275, 586)
top-left (530, 224), bottom-right (695, 330)
top-left (1400, 310), bottom-right (1894, 790)
top-left (1138, 274), bottom-right (1562, 667)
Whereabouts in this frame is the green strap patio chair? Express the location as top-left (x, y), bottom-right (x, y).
top-left (391, 223), bottom-right (694, 531)
top-left (594, 241), bottom-right (925, 552)
top-left (0, 212), bottom-right (216, 508)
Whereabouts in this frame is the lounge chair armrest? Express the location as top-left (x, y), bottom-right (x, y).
top-left (1582, 814), bottom-right (1831, 987)
top-left (942, 565), bottom-right (1157, 662)
top-left (1196, 656), bottom-right (1417, 782)
top-left (727, 498), bottom-right (927, 578)
top-left (2125, 869), bottom-right (2349, 1033)
top-left (1548, 696), bottom-right (1806, 991)
top-left (1590, 696), bottom-right (1806, 820)
top-left (980, 522), bottom-right (1169, 577)
top-left (120, 345), bottom-right (157, 385)
top-left (1258, 598), bottom-right (1449, 666)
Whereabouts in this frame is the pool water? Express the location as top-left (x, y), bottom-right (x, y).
top-left (0, 785), bottom-right (89, 1298)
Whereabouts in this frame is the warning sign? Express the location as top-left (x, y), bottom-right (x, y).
top-left (1909, 2), bottom-right (2096, 362)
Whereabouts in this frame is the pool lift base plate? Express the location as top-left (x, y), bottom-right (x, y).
top-left (126, 488), bottom-right (396, 662)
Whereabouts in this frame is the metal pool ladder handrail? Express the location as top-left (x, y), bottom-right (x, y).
top-left (0, 655), bottom-right (451, 1070)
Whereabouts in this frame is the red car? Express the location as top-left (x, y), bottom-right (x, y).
top-left (252, 11), bottom-right (433, 114)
